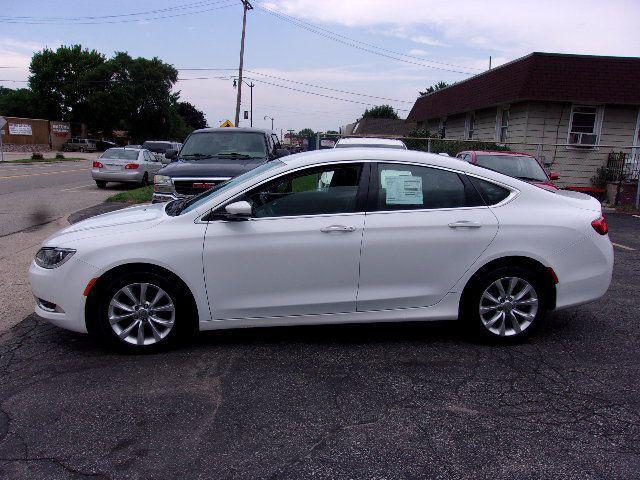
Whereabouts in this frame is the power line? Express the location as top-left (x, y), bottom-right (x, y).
top-left (0, 1), bottom-right (237, 25)
top-left (178, 67), bottom-right (414, 104)
top-left (254, 3), bottom-right (480, 75)
top-left (0, 0), bottom-right (226, 21)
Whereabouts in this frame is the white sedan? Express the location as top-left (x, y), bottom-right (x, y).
top-left (29, 148), bottom-right (613, 351)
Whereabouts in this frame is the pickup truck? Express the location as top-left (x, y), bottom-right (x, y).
top-left (153, 128), bottom-right (289, 203)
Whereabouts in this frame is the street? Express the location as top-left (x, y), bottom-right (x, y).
top-left (0, 213), bottom-right (638, 480)
top-left (0, 158), bottom-right (113, 237)
top-left (0, 158), bottom-right (131, 331)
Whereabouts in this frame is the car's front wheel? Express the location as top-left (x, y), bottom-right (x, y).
top-left (464, 266), bottom-right (546, 341)
top-left (96, 273), bottom-right (183, 351)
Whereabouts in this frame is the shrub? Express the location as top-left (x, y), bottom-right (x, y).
top-left (404, 128), bottom-right (510, 156)
top-left (31, 152), bottom-right (44, 160)
top-left (55, 152), bottom-right (65, 159)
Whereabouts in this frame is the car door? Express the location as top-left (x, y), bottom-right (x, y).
top-left (356, 162), bottom-right (499, 311)
top-left (143, 150), bottom-right (161, 176)
top-left (202, 162), bottom-right (369, 319)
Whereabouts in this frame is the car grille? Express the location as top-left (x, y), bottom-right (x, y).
top-left (173, 179), bottom-right (228, 196)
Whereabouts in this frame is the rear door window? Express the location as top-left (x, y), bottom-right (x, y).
top-left (372, 163), bottom-right (477, 211)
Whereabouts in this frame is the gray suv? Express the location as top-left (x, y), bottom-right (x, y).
top-left (61, 138), bottom-right (97, 152)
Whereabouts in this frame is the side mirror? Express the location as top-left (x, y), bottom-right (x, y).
top-left (275, 148), bottom-right (290, 158)
top-left (165, 149), bottom-right (178, 161)
top-left (549, 172), bottom-right (560, 181)
top-left (224, 201), bottom-right (252, 220)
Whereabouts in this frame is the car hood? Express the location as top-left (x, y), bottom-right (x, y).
top-left (44, 203), bottom-right (167, 246)
top-left (159, 158), bottom-right (268, 178)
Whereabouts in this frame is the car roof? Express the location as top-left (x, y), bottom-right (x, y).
top-left (191, 127), bottom-right (274, 135)
top-left (336, 137), bottom-right (405, 146)
top-left (281, 148), bottom-right (518, 179)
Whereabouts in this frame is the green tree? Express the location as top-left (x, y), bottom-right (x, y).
top-left (29, 45), bottom-right (109, 122)
top-left (362, 105), bottom-right (399, 119)
top-left (177, 101), bottom-right (208, 130)
top-left (419, 81), bottom-right (449, 97)
top-left (298, 128), bottom-right (316, 138)
top-left (0, 87), bottom-right (40, 118)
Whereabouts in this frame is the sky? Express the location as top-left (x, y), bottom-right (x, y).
top-left (1, 0), bottom-right (639, 133)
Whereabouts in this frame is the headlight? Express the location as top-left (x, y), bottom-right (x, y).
top-left (35, 247), bottom-right (76, 269)
top-left (154, 175), bottom-right (173, 194)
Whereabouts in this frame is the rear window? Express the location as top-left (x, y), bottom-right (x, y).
top-left (468, 176), bottom-right (511, 205)
top-left (101, 149), bottom-right (139, 160)
top-left (143, 142), bottom-right (172, 153)
top-left (475, 154), bottom-right (548, 182)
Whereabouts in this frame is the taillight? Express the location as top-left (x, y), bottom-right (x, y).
top-left (93, 161), bottom-right (103, 168)
top-left (125, 163), bottom-right (139, 169)
top-left (591, 215), bottom-right (608, 235)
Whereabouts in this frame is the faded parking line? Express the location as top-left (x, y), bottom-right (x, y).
top-left (60, 184), bottom-right (96, 192)
top-left (0, 168), bottom-right (86, 180)
top-left (613, 242), bottom-right (635, 251)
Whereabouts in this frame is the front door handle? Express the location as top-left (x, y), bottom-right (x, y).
top-left (320, 225), bottom-right (357, 233)
top-left (448, 221), bottom-right (482, 229)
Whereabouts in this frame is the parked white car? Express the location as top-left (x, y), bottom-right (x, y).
top-left (30, 148), bottom-right (613, 351)
top-left (92, 148), bottom-right (163, 188)
top-left (334, 137), bottom-right (407, 149)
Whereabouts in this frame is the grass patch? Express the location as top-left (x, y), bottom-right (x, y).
top-left (106, 185), bottom-right (154, 204)
top-left (5, 157), bottom-right (84, 163)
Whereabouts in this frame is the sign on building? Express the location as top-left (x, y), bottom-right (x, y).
top-left (8, 123), bottom-right (33, 136)
top-left (51, 123), bottom-right (70, 136)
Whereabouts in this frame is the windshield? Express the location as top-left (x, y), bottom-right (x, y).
top-left (180, 131), bottom-right (267, 159)
top-left (475, 154), bottom-right (548, 182)
top-left (100, 149), bottom-right (138, 160)
top-left (172, 160), bottom-right (285, 216)
top-left (143, 142), bottom-right (172, 153)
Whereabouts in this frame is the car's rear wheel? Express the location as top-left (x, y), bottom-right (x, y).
top-left (95, 180), bottom-right (107, 189)
top-left (140, 172), bottom-right (149, 187)
top-left (463, 266), bottom-right (546, 341)
top-left (96, 272), bottom-right (185, 351)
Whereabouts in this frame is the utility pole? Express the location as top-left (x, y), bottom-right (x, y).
top-left (234, 0), bottom-right (253, 127)
top-left (264, 115), bottom-right (274, 130)
top-left (249, 82), bottom-right (254, 127)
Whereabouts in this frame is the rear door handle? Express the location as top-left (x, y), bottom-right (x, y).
top-left (448, 221), bottom-right (482, 229)
top-left (320, 225), bottom-right (357, 233)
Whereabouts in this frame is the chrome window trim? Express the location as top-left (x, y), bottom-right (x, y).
top-left (195, 159), bottom-right (520, 223)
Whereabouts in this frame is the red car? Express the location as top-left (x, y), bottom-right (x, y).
top-left (456, 150), bottom-right (559, 190)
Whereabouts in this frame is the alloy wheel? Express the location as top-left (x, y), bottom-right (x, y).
top-left (107, 282), bottom-right (175, 346)
top-left (479, 276), bottom-right (538, 337)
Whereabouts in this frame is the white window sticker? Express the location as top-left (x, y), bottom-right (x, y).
top-left (385, 175), bottom-right (423, 205)
top-left (380, 169), bottom-right (412, 189)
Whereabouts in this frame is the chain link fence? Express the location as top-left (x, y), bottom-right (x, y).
top-left (312, 132), bottom-right (640, 209)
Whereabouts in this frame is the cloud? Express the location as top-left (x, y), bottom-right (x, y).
top-left (262, 0), bottom-right (639, 57)
top-left (407, 49), bottom-right (428, 57)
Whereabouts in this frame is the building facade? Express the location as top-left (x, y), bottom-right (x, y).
top-left (407, 52), bottom-right (640, 187)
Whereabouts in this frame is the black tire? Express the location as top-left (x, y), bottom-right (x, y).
top-left (462, 266), bottom-right (546, 342)
top-left (95, 180), bottom-right (107, 189)
top-left (94, 271), bottom-right (191, 352)
top-left (140, 172), bottom-right (149, 187)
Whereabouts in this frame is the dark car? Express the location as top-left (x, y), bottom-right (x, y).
top-left (456, 150), bottom-right (559, 190)
top-left (152, 128), bottom-right (289, 202)
top-left (95, 139), bottom-right (118, 151)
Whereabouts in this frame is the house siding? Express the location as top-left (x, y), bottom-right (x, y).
top-left (428, 101), bottom-right (638, 186)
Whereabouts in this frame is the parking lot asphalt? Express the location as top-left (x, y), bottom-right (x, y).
top-left (0, 213), bottom-right (638, 480)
